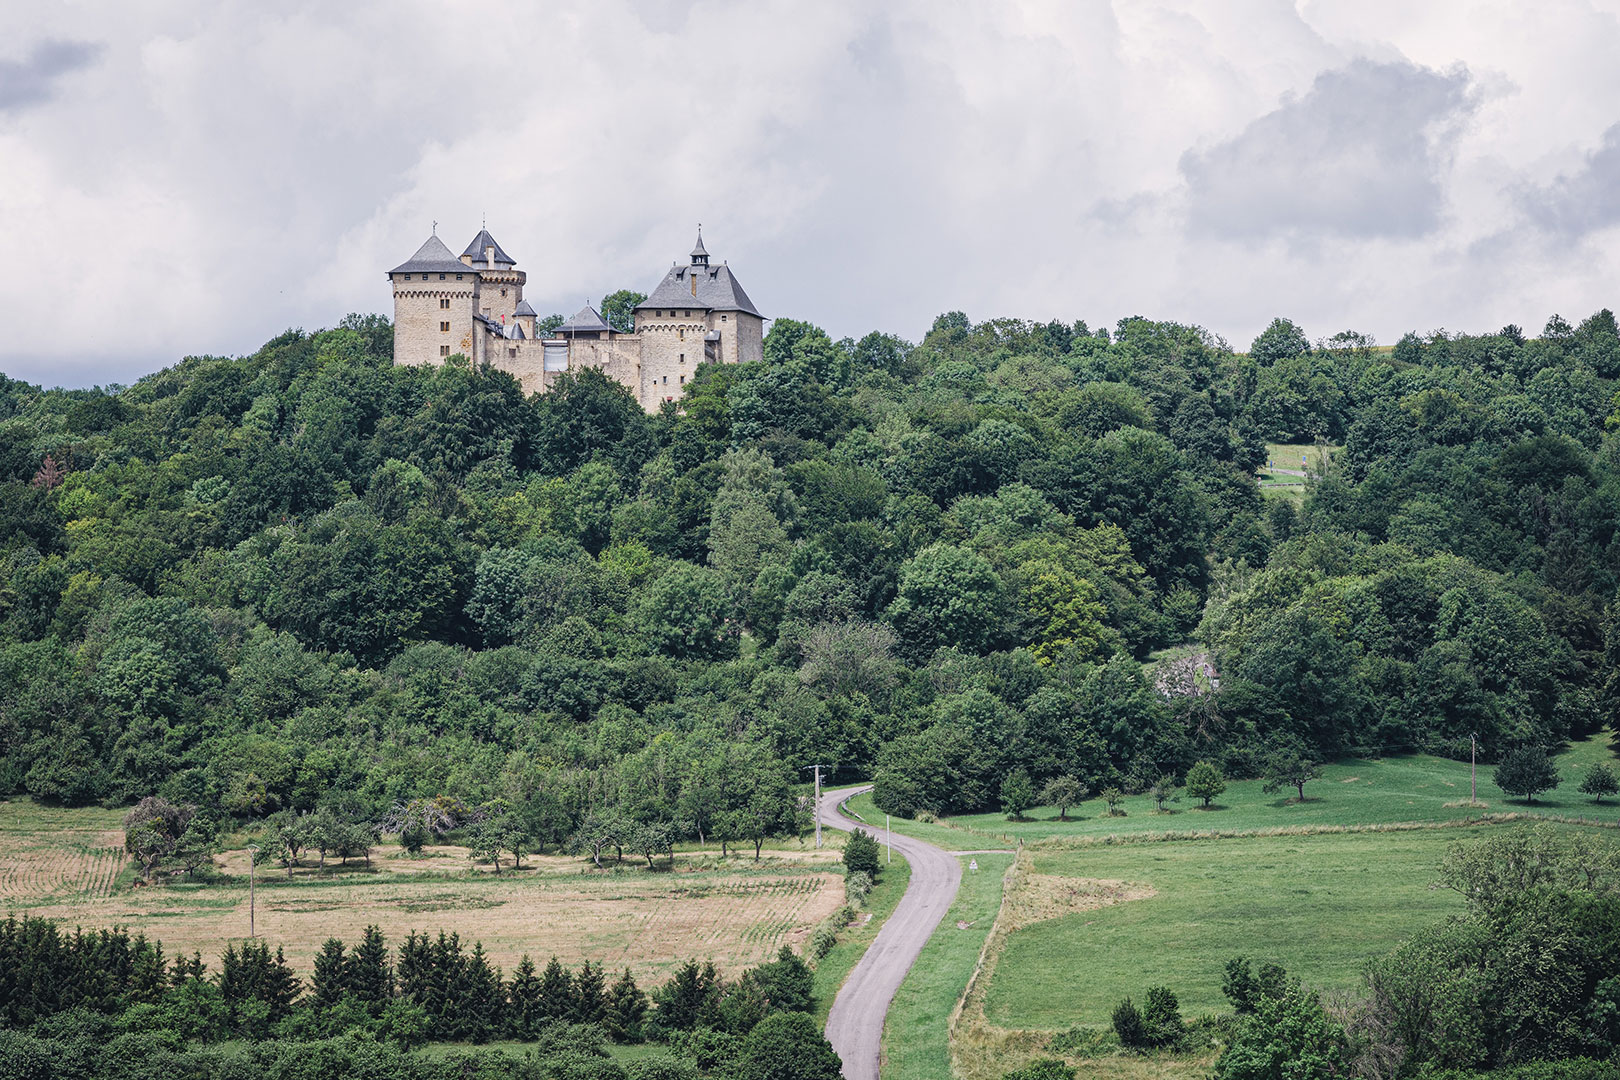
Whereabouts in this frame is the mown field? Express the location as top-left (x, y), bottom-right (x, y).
top-left (0, 797), bottom-right (847, 983)
top-left (848, 732), bottom-right (1620, 849)
top-left (860, 733), bottom-right (1620, 1077)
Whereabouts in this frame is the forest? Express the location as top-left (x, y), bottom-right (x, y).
top-left (0, 305), bottom-right (1617, 852)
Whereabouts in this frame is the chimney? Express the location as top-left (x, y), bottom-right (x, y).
top-left (486, 245), bottom-right (495, 267)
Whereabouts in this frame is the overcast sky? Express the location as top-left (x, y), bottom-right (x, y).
top-left (4, 1), bottom-right (1620, 387)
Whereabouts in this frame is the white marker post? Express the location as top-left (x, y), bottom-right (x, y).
top-left (969, 858), bottom-right (978, 873)
top-left (886, 814), bottom-right (891, 865)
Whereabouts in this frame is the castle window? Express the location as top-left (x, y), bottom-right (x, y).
top-left (721, 314), bottom-right (727, 322)
top-left (456, 274), bottom-right (463, 280)
top-left (440, 298), bottom-right (450, 309)
top-left (439, 273), bottom-right (446, 280)
top-left (679, 354), bottom-right (685, 362)
top-left (440, 345), bottom-right (450, 357)
top-left (501, 288), bottom-right (508, 297)
top-left (508, 348), bottom-right (517, 357)
top-left (440, 321), bottom-right (450, 332)
top-left (680, 375), bottom-right (685, 384)
top-left (679, 329), bottom-right (685, 341)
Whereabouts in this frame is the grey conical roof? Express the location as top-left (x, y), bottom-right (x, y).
top-left (690, 229), bottom-right (708, 261)
top-left (558, 304), bottom-right (611, 333)
top-left (513, 299), bottom-right (537, 317)
top-left (462, 228), bottom-right (516, 267)
top-left (390, 233), bottom-right (470, 274)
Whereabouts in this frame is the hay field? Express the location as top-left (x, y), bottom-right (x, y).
top-left (0, 799), bottom-right (130, 904)
top-left (1, 799), bottom-right (846, 982)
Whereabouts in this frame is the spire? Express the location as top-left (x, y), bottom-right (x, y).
top-left (690, 225), bottom-right (709, 266)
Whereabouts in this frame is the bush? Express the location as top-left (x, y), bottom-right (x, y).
top-left (1142, 986), bottom-right (1185, 1048)
top-left (1112, 997), bottom-right (1148, 1048)
top-left (846, 869), bottom-right (873, 901)
top-left (808, 924), bottom-right (838, 961)
top-left (1112, 988), bottom-right (1183, 1049)
top-left (842, 828), bottom-right (881, 879)
top-left (730, 1012), bottom-right (843, 1080)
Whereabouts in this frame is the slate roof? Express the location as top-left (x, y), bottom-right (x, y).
top-left (462, 228), bottom-right (516, 267)
top-left (691, 229), bottom-right (708, 261)
top-left (636, 262), bottom-right (762, 317)
top-left (390, 233), bottom-right (472, 275)
top-left (557, 305), bottom-right (611, 334)
top-left (514, 299), bottom-right (537, 317)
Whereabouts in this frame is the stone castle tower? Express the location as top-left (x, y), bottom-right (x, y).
top-left (389, 226), bottom-right (764, 412)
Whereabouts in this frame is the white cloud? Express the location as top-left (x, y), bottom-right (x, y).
top-left (1, 1), bottom-right (1619, 383)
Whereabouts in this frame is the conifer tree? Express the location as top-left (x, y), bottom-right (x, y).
top-left (396, 931), bottom-right (431, 1002)
top-left (538, 956), bottom-right (574, 1020)
top-left (574, 959), bottom-right (607, 1024)
top-left (463, 942), bottom-right (505, 1042)
top-left (346, 925), bottom-right (393, 1007)
top-left (605, 967), bottom-right (648, 1043)
top-left (311, 938), bottom-right (348, 1009)
top-left (508, 954), bottom-right (542, 1039)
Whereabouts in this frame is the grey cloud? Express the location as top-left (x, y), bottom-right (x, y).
top-left (1519, 123), bottom-right (1620, 238)
top-left (1179, 59), bottom-right (1477, 241)
top-left (0, 39), bottom-right (102, 111)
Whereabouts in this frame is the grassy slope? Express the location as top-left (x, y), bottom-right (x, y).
top-left (850, 734), bottom-right (1620, 848)
top-left (881, 852), bottom-right (1014, 1080)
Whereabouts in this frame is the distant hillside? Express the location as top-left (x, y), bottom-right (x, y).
top-left (0, 307), bottom-right (1615, 835)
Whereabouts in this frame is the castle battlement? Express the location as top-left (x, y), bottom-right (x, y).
top-left (388, 226), bottom-right (764, 412)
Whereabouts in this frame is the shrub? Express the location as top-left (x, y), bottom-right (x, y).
top-left (1112, 997), bottom-right (1148, 1048)
top-left (842, 828), bottom-right (881, 879)
top-left (1143, 986), bottom-right (1185, 1048)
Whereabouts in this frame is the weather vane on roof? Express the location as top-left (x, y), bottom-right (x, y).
top-left (431, 220), bottom-right (437, 235)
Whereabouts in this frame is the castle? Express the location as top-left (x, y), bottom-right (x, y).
top-left (388, 226), bottom-right (764, 412)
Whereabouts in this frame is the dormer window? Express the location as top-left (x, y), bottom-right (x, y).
top-left (721, 315), bottom-right (727, 322)
top-left (439, 273), bottom-right (446, 280)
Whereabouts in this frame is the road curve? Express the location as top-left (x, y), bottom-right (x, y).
top-left (819, 785), bottom-right (962, 1080)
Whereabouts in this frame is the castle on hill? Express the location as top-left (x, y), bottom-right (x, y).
top-left (388, 226), bottom-right (764, 412)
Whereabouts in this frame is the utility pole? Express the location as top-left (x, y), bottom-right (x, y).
top-left (803, 765), bottom-right (828, 848)
top-left (886, 814), bottom-right (891, 865)
top-left (246, 844), bottom-right (259, 938)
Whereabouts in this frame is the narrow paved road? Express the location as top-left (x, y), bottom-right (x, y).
top-left (819, 785), bottom-right (962, 1080)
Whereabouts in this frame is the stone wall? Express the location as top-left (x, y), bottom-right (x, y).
top-left (391, 273), bottom-right (479, 366)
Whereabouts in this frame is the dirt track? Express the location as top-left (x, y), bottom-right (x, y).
top-left (819, 785), bottom-right (963, 1080)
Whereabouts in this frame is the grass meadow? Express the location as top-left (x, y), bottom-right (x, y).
top-left (882, 852), bottom-right (1015, 1080)
top-left (847, 732), bottom-right (1620, 849)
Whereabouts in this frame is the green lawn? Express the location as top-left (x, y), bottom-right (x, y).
top-left (812, 849), bottom-right (912, 1027)
top-left (1262, 442), bottom-right (1338, 472)
top-left (881, 853), bottom-right (1014, 1080)
top-left (981, 820), bottom-right (1611, 1031)
top-left (849, 732), bottom-right (1620, 848)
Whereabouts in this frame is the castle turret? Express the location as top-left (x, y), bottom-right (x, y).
top-left (460, 227), bottom-right (525, 326)
top-left (389, 230), bottom-right (478, 366)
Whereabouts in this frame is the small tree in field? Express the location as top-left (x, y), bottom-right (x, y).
top-left (1493, 745), bottom-right (1561, 804)
top-left (1150, 775), bottom-right (1180, 813)
top-left (1261, 745), bottom-right (1323, 802)
top-left (1185, 761), bottom-right (1227, 808)
top-left (1041, 775), bottom-right (1086, 820)
top-left (1001, 768), bottom-right (1037, 820)
top-left (1579, 761), bottom-right (1618, 803)
top-left (123, 797), bottom-right (196, 883)
top-left (1101, 787), bottom-right (1125, 816)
